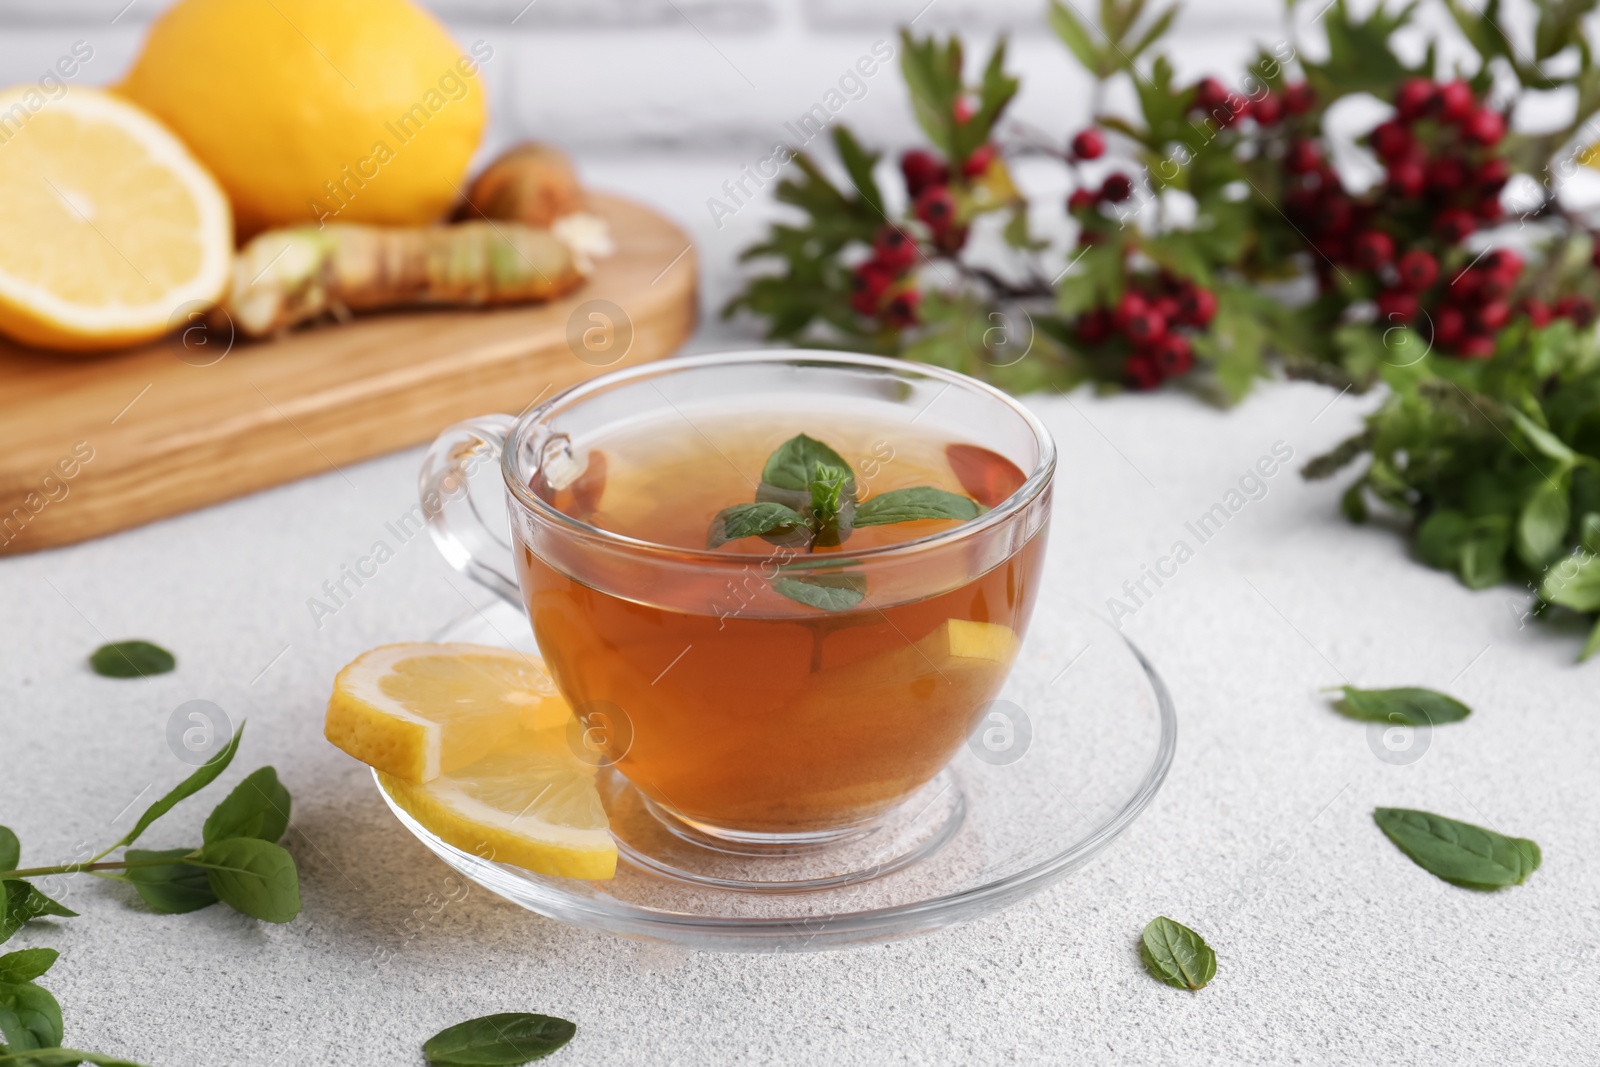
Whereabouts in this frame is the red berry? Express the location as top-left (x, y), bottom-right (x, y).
top-left (1286, 139), bottom-right (1322, 175)
top-left (1432, 306), bottom-right (1465, 347)
top-left (1154, 334), bottom-right (1194, 377)
top-left (850, 262), bottom-right (894, 316)
top-left (1522, 298), bottom-right (1553, 327)
top-left (1115, 291), bottom-right (1150, 326)
top-left (1557, 295), bottom-right (1596, 326)
top-left (1178, 286), bottom-right (1218, 326)
top-left (1100, 173), bottom-right (1134, 203)
top-left (1153, 295), bottom-right (1182, 322)
top-left (871, 226), bottom-right (918, 273)
top-left (1071, 129), bottom-right (1106, 161)
top-left (1353, 230), bottom-right (1396, 269)
top-left (1194, 77), bottom-right (1229, 112)
top-left (1377, 289), bottom-right (1419, 323)
top-left (1075, 308), bottom-right (1115, 344)
top-left (1425, 157), bottom-right (1466, 196)
top-left (1371, 120), bottom-right (1413, 163)
top-left (953, 98), bottom-right (975, 124)
top-left (1251, 93), bottom-right (1283, 126)
top-left (1476, 158), bottom-right (1510, 193)
top-left (1314, 195), bottom-right (1353, 236)
top-left (1476, 299), bottom-right (1511, 330)
top-left (900, 150), bottom-right (947, 198)
top-left (1457, 333), bottom-right (1497, 360)
top-left (1434, 208), bottom-right (1477, 243)
top-left (1283, 82), bottom-right (1316, 115)
top-left (1396, 78), bottom-right (1437, 121)
top-left (1124, 310), bottom-right (1168, 345)
top-left (1475, 195), bottom-right (1504, 222)
top-left (1483, 248), bottom-right (1522, 278)
top-left (914, 185), bottom-right (955, 228)
top-left (1474, 271), bottom-right (1511, 301)
top-left (1067, 188), bottom-right (1096, 213)
top-left (1438, 80), bottom-right (1475, 123)
top-left (936, 225), bottom-right (969, 255)
top-left (1397, 250), bottom-right (1440, 291)
top-left (962, 144), bottom-right (996, 179)
top-left (1465, 108), bottom-right (1505, 146)
top-left (884, 288), bottom-right (921, 328)
top-left (1388, 160), bottom-right (1427, 198)
top-left (1124, 353), bottom-right (1162, 391)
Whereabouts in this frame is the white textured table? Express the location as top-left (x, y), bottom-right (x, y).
top-left (3, 157), bottom-right (1595, 1066)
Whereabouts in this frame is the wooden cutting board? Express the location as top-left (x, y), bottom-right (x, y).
top-left (0, 192), bottom-right (697, 556)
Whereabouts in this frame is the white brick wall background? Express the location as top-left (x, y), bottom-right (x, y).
top-left (0, 0), bottom-right (1298, 157)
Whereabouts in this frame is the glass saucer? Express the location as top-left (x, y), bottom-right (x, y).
top-left (374, 597), bottom-right (1176, 952)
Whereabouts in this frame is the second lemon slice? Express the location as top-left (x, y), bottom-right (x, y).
top-left (379, 734), bottom-right (616, 880)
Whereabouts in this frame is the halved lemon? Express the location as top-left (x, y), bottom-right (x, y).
top-left (326, 642), bottom-right (573, 782)
top-left (380, 737), bottom-right (616, 880)
top-left (0, 86), bottom-right (232, 352)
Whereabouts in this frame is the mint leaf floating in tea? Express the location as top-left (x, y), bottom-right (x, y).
top-left (707, 433), bottom-right (984, 610)
top-left (1325, 686), bottom-right (1471, 726)
top-left (1372, 808), bottom-right (1541, 890)
top-left (423, 1012), bottom-right (576, 1066)
top-left (1139, 916), bottom-right (1216, 991)
top-left (88, 640), bottom-right (175, 678)
top-left (708, 502), bottom-right (806, 548)
top-left (855, 487), bottom-right (981, 527)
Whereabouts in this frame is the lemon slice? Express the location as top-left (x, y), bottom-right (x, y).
top-left (325, 643), bottom-right (572, 783)
top-left (379, 735), bottom-right (616, 880)
top-left (0, 86), bottom-right (232, 352)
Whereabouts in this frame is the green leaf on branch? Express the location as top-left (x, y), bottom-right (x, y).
top-left (1540, 550), bottom-right (1600, 611)
top-left (0, 980), bottom-right (63, 1051)
top-left (203, 767), bottom-right (291, 845)
top-left (1048, 1), bottom-right (1108, 77)
top-left (1139, 916), bottom-right (1216, 991)
top-left (1516, 477), bottom-right (1571, 569)
top-left (1373, 807), bottom-right (1541, 889)
top-left (113, 725), bottom-right (244, 852)
top-left (125, 850), bottom-right (218, 915)
top-left (0, 883), bottom-right (75, 946)
top-left (423, 1012), bottom-right (577, 1066)
top-left (195, 838), bottom-right (301, 924)
top-left (0, 950), bottom-right (57, 986)
top-left (0, 830), bottom-right (16, 875)
top-left (1326, 686), bottom-right (1471, 725)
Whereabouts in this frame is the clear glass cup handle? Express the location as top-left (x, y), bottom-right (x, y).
top-left (418, 413), bottom-right (522, 607)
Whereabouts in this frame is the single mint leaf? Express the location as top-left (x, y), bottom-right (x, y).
top-left (196, 837), bottom-right (301, 923)
top-left (1507, 408), bottom-right (1578, 466)
top-left (125, 850), bottom-right (218, 915)
top-left (707, 502), bottom-right (806, 548)
top-left (0, 979), bottom-right (63, 1050)
top-left (1328, 686), bottom-right (1471, 726)
top-left (0, 828), bottom-right (17, 874)
top-left (1139, 916), bottom-right (1216, 991)
top-left (203, 767), bottom-right (291, 845)
top-left (1373, 807), bottom-right (1542, 889)
top-left (1516, 478), bottom-right (1570, 569)
top-left (773, 574), bottom-right (867, 612)
top-left (423, 1012), bottom-right (576, 1066)
top-left (854, 487), bottom-right (982, 527)
top-left (1540, 551), bottom-right (1600, 612)
top-left (114, 724), bottom-right (244, 851)
top-left (0, 949), bottom-right (57, 985)
top-left (761, 434), bottom-right (851, 492)
top-left (0, 883), bottom-right (76, 946)
top-left (0, 1049), bottom-right (153, 1066)
top-left (88, 641), bottom-right (175, 679)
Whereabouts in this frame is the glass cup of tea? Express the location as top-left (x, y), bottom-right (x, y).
top-left (420, 351), bottom-right (1056, 850)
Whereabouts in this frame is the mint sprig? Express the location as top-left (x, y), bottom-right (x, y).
top-left (707, 434), bottom-right (983, 611)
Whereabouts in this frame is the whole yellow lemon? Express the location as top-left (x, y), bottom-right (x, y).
top-left (119, 0), bottom-right (487, 237)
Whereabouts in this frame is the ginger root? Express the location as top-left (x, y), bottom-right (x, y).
top-left (456, 142), bottom-right (585, 227)
top-left (222, 221), bottom-right (589, 338)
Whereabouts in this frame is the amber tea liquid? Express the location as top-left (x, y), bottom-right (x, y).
top-left (514, 414), bottom-right (1048, 838)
